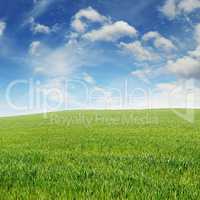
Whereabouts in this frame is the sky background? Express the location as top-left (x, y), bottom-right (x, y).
top-left (0, 0), bottom-right (200, 116)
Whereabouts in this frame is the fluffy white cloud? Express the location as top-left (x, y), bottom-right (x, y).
top-left (29, 18), bottom-right (51, 34)
top-left (71, 19), bottom-right (85, 33)
top-left (32, 23), bottom-right (50, 34)
top-left (143, 31), bottom-right (176, 52)
top-left (166, 23), bottom-right (200, 79)
top-left (0, 21), bottom-right (6, 37)
top-left (71, 8), bottom-right (137, 43)
top-left (84, 21), bottom-right (137, 42)
top-left (160, 0), bottom-right (177, 20)
top-left (160, 0), bottom-right (200, 19)
top-left (120, 41), bottom-right (158, 61)
top-left (29, 41), bottom-right (42, 56)
top-left (167, 56), bottom-right (200, 79)
top-left (178, 0), bottom-right (200, 13)
top-left (71, 7), bottom-right (108, 33)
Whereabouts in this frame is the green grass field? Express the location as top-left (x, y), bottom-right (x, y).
top-left (0, 109), bottom-right (200, 199)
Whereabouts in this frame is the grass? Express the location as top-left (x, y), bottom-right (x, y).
top-left (0, 109), bottom-right (200, 199)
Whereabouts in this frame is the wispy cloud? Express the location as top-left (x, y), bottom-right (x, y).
top-left (143, 31), bottom-right (176, 52)
top-left (23, 0), bottom-right (57, 25)
top-left (0, 21), bottom-right (6, 37)
top-left (82, 72), bottom-right (96, 85)
top-left (29, 41), bottom-right (42, 56)
top-left (119, 41), bottom-right (159, 61)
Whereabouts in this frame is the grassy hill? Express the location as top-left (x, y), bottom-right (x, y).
top-left (0, 109), bottom-right (200, 199)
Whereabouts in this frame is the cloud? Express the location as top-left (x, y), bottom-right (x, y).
top-left (120, 41), bottom-right (158, 61)
top-left (167, 56), bottom-right (200, 79)
top-left (160, 0), bottom-right (200, 19)
top-left (29, 0), bottom-right (55, 19)
top-left (23, 0), bottom-right (56, 26)
top-left (71, 8), bottom-right (137, 43)
top-left (82, 72), bottom-right (95, 84)
top-left (29, 40), bottom-right (93, 77)
top-left (29, 41), bottom-right (42, 56)
top-left (156, 82), bottom-right (177, 91)
top-left (71, 19), bottom-right (85, 33)
top-left (83, 21), bottom-right (137, 42)
top-left (0, 21), bottom-right (6, 37)
top-left (160, 0), bottom-right (177, 20)
top-left (28, 17), bottom-right (52, 34)
top-left (178, 0), bottom-right (200, 13)
top-left (33, 46), bottom-right (80, 76)
top-left (131, 68), bottom-right (152, 83)
top-left (195, 23), bottom-right (200, 44)
top-left (31, 22), bottom-right (50, 34)
top-left (189, 46), bottom-right (200, 58)
top-left (143, 31), bottom-right (176, 52)
top-left (166, 23), bottom-right (200, 79)
top-left (71, 7), bottom-right (108, 33)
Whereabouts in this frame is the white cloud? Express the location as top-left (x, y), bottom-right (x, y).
top-left (71, 7), bottom-right (108, 33)
top-left (29, 41), bottom-right (42, 56)
top-left (160, 0), bottom-right (177, 20)
top-left (131, 68), bottom-right (152, 83)
top-left (0, 21), bottom-right (6, 37)
top-left (84, 21), bottom-right (137, 42)
top-left (33, 47), bottom-right (79, 76)
top-left (30, 0), bottom-right (55, 20)
top-left (167, 21), bottom-right (200, 79)
top-left (189, 46), bottom-right (200, 58)
top-left (166, 23), bottom-right (200, 79)
top-left (23, 0), bottom-right (56, 26)
top-left (32, 23), bottom-right (50, 34)
top-left (120, 41), bottom-right (158, 61)
top-left (71, 19), bottom-right (85, 33)
top-left (143, 31), bottom-right (176, 52)
top-left (29, 40), bottom-right (92, 77)
top-left (82, 72), bottom-right (95, 84)
top-left (167, 56), bottom-right (200, 79)
top-left (156, 82), bottom-right (177, 91)
top-left (29, 17), bottom-right (51, 34)
top-left (195, 24), bottom-right (200, 44)
top-left (160, 0), bottom-right (200, 19)
top-left (71, 8), bottom-right (137, 43)
top-left (178, 0), bottom-right (200, 13)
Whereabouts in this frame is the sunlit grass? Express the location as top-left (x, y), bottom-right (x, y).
top-left (0, 109), bottom-right (199, 199)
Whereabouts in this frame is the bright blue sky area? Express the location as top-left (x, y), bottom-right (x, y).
top-left (0, 0), bottom-right (200, 115)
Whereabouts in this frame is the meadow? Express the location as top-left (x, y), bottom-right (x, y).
top-left (0, 109), bottom-right (200, 199)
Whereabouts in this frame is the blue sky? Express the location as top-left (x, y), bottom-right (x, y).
top-left (0, 0), bottom-right (200, 116)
